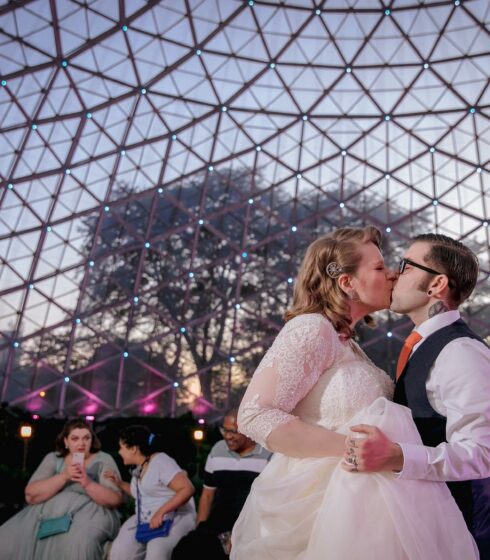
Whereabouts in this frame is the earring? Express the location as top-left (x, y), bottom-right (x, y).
top-left (427, 290), bottom-right (432, 296)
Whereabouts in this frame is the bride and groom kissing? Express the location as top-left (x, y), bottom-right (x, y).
top-left (231, 228), bottom-right (490, 559)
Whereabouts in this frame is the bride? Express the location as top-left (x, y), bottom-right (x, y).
top-left (230, 226), bottom-right (478, 559)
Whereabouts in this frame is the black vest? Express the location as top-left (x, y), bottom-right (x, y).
top-left (393, 319), bottom-right (487, 528)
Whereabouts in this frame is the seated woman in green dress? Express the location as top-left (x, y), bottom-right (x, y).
top-left (0, 418), bottom-right (123, 560)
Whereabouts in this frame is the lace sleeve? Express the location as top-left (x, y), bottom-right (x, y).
top-left (238, 314), bottom-right (339, 449)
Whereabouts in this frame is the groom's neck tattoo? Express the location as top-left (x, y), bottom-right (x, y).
top-left (428, 301), bottom-right (449, 318)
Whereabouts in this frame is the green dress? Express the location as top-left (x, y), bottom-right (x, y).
top-left (0, 451), bottom-right (121, 560)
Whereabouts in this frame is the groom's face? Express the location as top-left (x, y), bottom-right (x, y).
top-left (391, 242), bottom-right (432, 314)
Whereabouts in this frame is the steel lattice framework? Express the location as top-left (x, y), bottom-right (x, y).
top-left (0, 0), bottom-right (489, 419)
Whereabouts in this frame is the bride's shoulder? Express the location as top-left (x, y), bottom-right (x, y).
top-left (283, 313), bottom-right (338, 340)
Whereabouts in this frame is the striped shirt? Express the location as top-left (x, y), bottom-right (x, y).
top-left (203, 439), bottom-right (271, 532)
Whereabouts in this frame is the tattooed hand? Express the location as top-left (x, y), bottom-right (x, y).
top-left (428, 301), bottom-right (449, 318)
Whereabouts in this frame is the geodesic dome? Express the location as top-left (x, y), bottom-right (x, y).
top-left (0, 0), bottom-right (489, 419)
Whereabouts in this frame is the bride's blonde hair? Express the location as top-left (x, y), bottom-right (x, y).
top-left (284, 226), bottom-right (382, 339)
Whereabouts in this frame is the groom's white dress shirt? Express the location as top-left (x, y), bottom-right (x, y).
top-left (398, 310), bottom-right (490, 481)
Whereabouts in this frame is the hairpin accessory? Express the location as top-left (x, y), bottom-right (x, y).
top-left (326, 262), bottom-right (343, 278)
top-left (148, 433), bottom-right (155, 445)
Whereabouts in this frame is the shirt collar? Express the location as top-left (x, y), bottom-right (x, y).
top-left (415, 309), bottom-right (460, 341)
top-left (225, 443), bottom-right (262, 458)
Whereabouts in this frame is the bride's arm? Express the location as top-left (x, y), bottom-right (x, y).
top-left (238, 315), bottom-right (346, 459)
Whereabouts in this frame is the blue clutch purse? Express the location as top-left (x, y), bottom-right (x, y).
top-left (37, 514), bottom-right (73, 539)
top-left (135, 516), bottom-right (174, 544)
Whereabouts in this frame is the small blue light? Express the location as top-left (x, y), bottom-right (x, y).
top-left (86, 112), bottom-right (92, 119)
top-left (269, 62), bottom-right (276, 69)
top-left (195, 48), bottom-right (202, 56)
top-left (133, 296), bottom-right (139, 303)
top-left (140, 87), bottom-right (147, 94)
top-left (61, 60), bottom-right (68, 68)
top-left (483, 221), bottom-right (488, 227)
top-left (341, 150), bottom-right (347, 157)
top-left (384, 115), bottom-right (391, 121)
top-left (208, 165), bottom-right (214, 171)
top-left (346, 67), bottom-right (352, 73)
top-left (32, 123), bottom-right (37, 130)
top-left (65, 169), bottom-right (71, 175)
top-left (287, 277), bottom-right (293, 284)
top-left (104, 206), bottom-right (109, 212)
top-left (476, 167), bottom-right (482, 173)
top-left (469, 107), bottom-right (476, 114)
top-left (302, 115), bottom-right (308, 121)
top-left (188, 272), bottom-right (194, 278)
top-left (235, 303), bottom-right (241, 309)
top-left (144, 242), bottom-right (150, 248)
top-left (339, 202), bottom-right (345, 208)
top-left (7, 183), bottom-right (13, 189)
top-left (423, 63), bottom-right (430, 69)
top-left (75, 317), bottom-right (81, 324)
top-left (241, 252), bottom-right (248, 258)
top-left (158, 187), bottom-right (163, 193)
top-left (433, 200), bottom-right (439, 206)
top-left (180, 327), bottom-right (186, 333)
top-left (198, 219), bottom-right (204, 225)
top-left (64, 376), bottom-right (70, 382)
top-left (256, 145), bottom-right (261, 151)
top-left (385, 174), bottom-right (390, 180)
top-left (296, 173), bottom-right (302, 179)
top-left (248, 0), bottom-right (254, 5)
top-left (387, 331), bottom-right (393, 338)
top-left (120, 149), bottom-right (126, 155)
top-left (221, 105), bottom-right (227, 112)
top-left (248, 198), bottom-right (254, 204)
top-left (454, 0), bottom-right (460, 5)
top-left (171, 134), bottom-right (177, 140)
top-left (173, 381), bottom-right (179, 387)
top-left (291, 226), bottom-right (297, 232)
top-left (315, 9), bottom-right (321, 15)
top-left (13, 341), bottom-right (19, 348)
top-left (429, 146), bottom-right (435, 153)
top-left (229, 356), bottom-right (236, 363)
top-left (46, 226), bottom-right (52, 232)
top-left (386, 226), bottom-right (392, 233)
top-left (89, 260), bottom-right (95, 267)
top-left (122, 24), bottom-right (128, 31)
top-left (28, 283), bottom-right (34, 289)
top-left (1, 80), bottom-right (6, 86)
top-left (384, 9), bottom-right (391, 15)
top-left (123, 351), bottom-right (129, 358)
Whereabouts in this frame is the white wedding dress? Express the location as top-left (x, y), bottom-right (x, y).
top-left (231, 313), bottom-right (478, 559)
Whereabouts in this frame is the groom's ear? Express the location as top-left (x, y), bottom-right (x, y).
top-left (428, 274), bottom-right (450, 297)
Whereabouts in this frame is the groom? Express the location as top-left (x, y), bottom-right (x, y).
top-left (344, 233), bottom-right (490, 555)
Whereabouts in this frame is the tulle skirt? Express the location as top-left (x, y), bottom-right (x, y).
top-left (231, 398), bottom-right (478, 559)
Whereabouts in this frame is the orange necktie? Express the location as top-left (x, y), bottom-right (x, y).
top-left (396, 331), bottom-right (423, 380)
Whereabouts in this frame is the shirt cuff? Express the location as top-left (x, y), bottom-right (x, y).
top-left (395, 442), bottom-right (430, 479)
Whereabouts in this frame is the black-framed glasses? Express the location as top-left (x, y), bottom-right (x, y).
top-left (398, 258), bottom-right (443, 276)
top-left (219, 426), bottom-right (239, 436)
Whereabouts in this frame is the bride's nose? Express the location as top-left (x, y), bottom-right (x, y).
top-left (386, 268), bottom-right (398, 281)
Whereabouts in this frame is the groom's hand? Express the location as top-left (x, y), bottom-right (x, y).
top-left (341, 424), bottom-right (404, 473)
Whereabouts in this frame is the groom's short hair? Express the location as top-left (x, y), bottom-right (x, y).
top-left (413, 233), bottom-right (478, 306)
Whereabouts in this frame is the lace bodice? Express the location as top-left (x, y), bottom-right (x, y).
top-left (238, 313), bottom-right (394, 449)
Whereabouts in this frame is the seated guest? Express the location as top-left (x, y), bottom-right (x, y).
top-left (172, 409), bottom-right (272, 560)
top-left (0, 418), bottom-right (123, 559)
top-left (106, 425), bottom-right (195, 560)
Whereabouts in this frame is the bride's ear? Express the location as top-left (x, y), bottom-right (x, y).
top-left (337, 273), bottom-right (353, 296)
